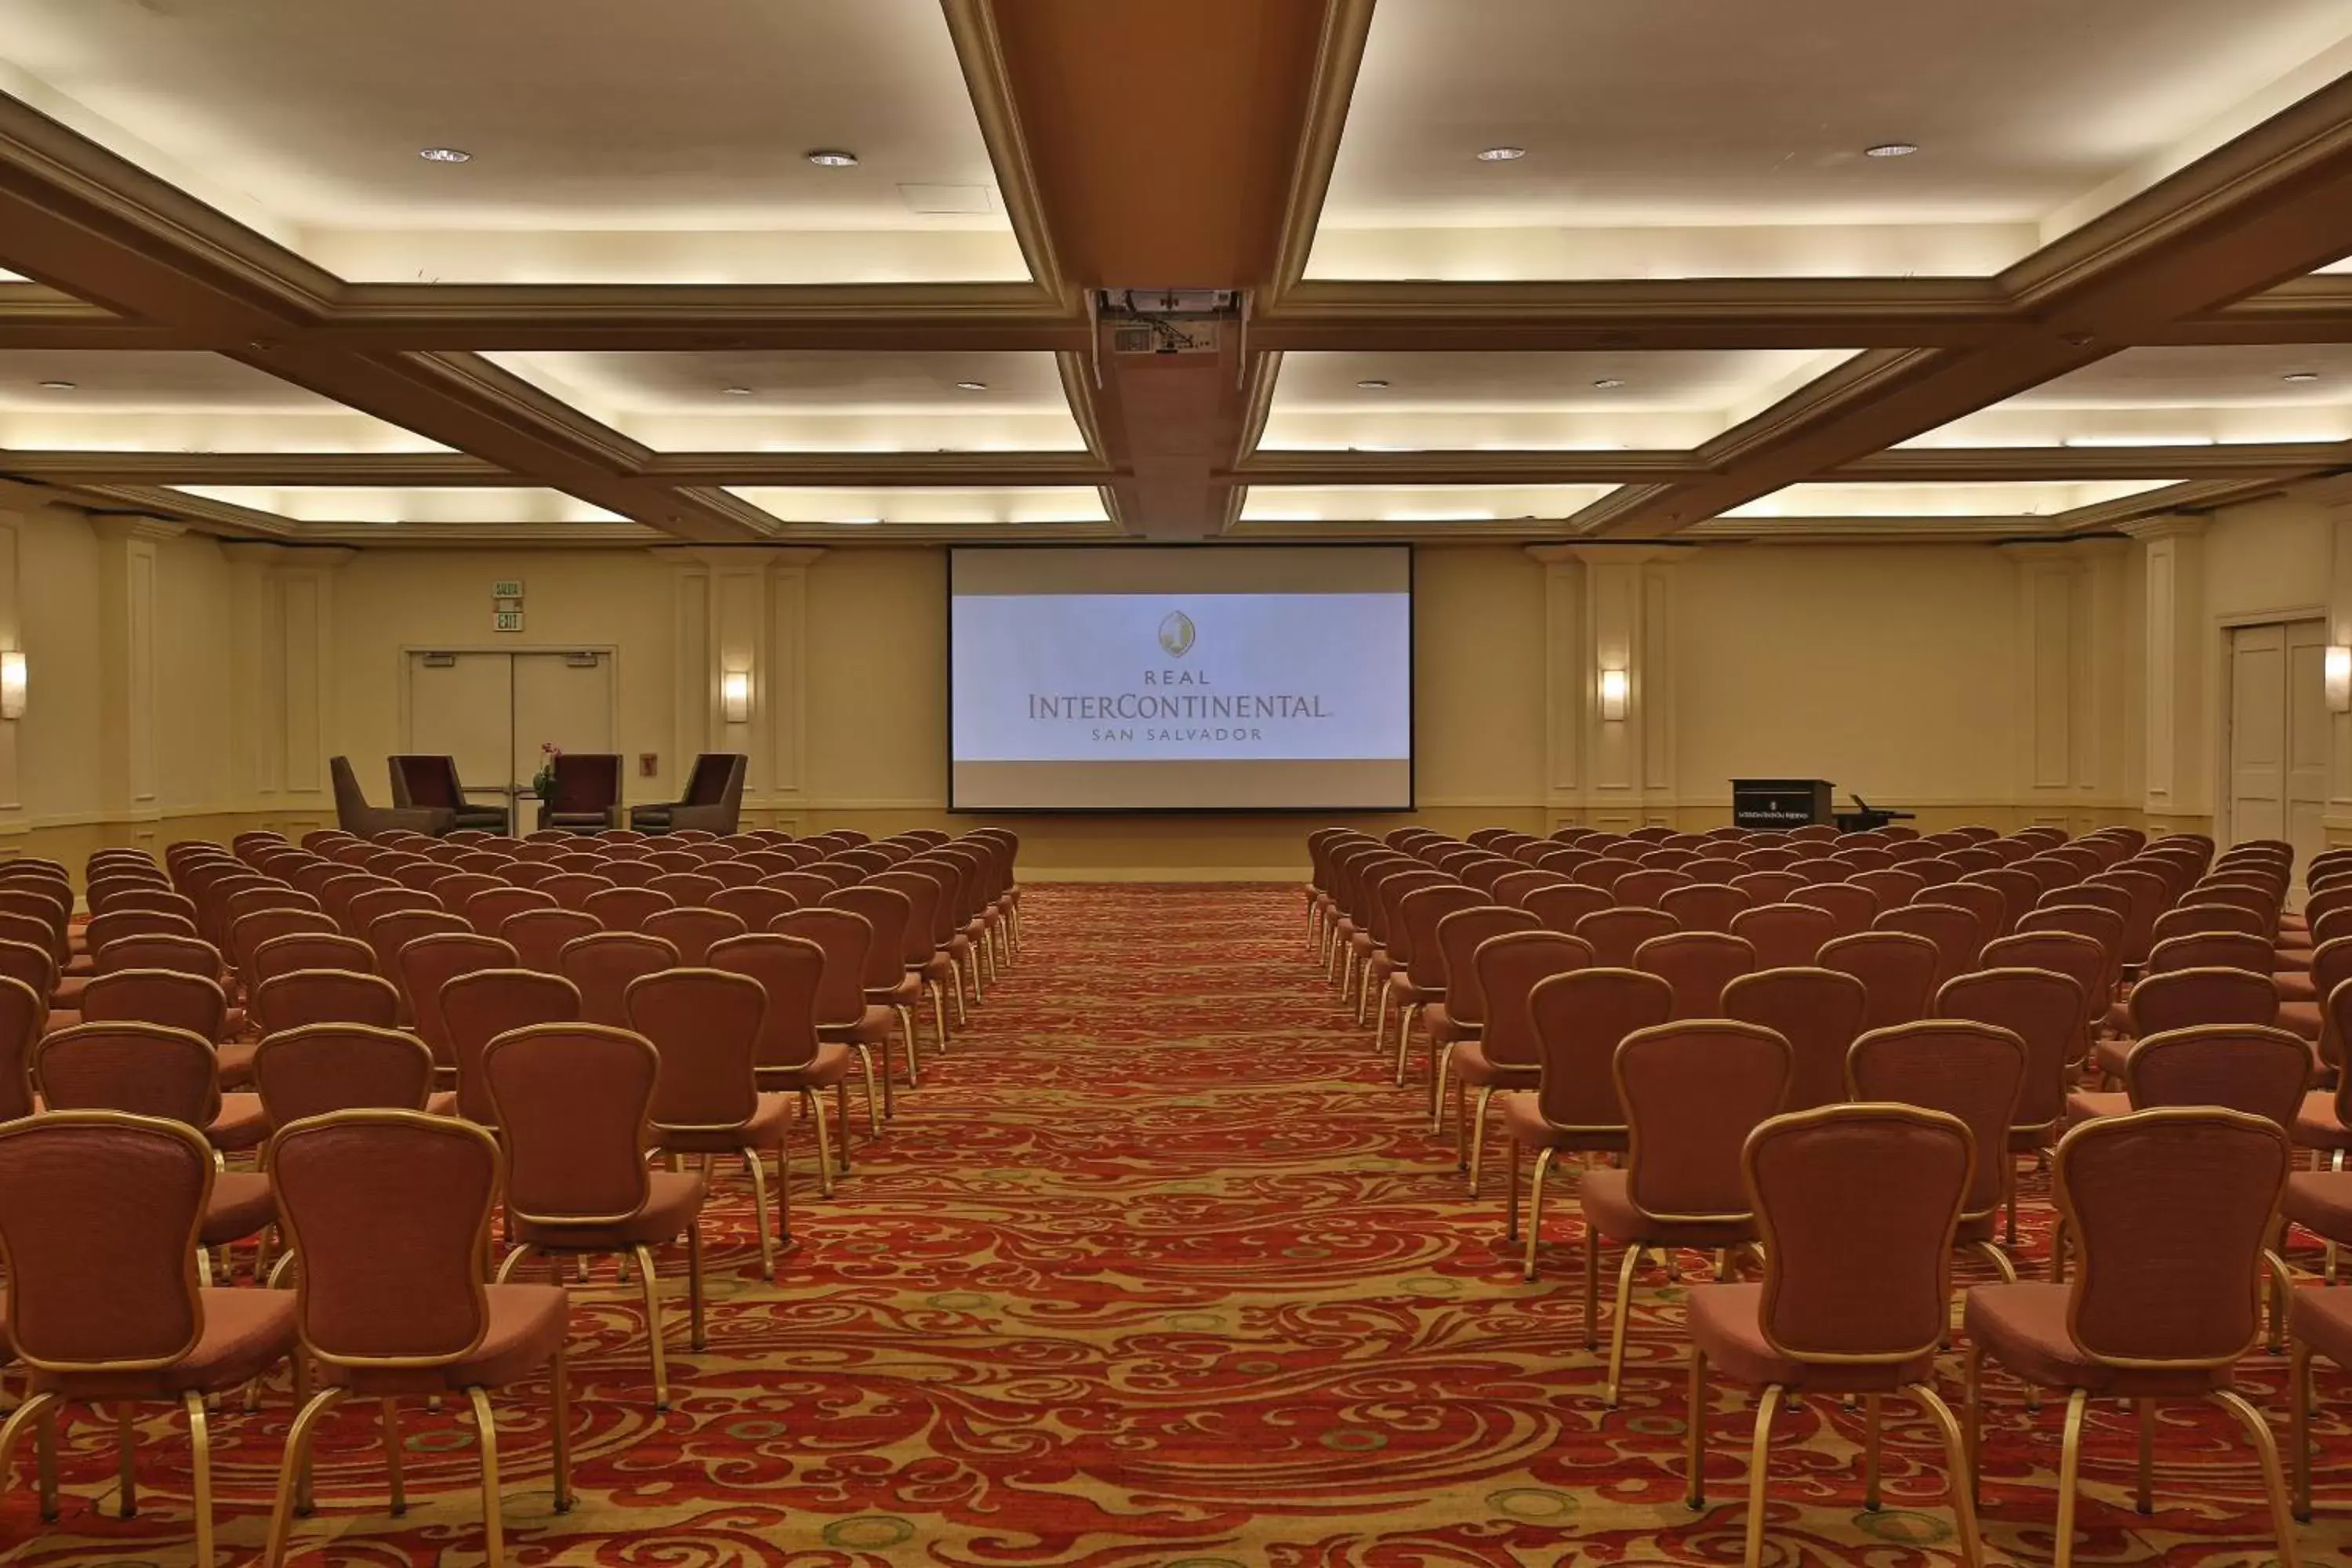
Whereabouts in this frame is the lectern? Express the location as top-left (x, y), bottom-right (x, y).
top-left (1731, 779), bottom-right (1833, 829)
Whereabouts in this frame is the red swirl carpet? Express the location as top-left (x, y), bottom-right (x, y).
top-left (9, 883), bottom-right (2350, 1563)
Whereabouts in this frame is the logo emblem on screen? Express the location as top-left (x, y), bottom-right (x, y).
top-left (1158, 610), bottom-right (1196, 658)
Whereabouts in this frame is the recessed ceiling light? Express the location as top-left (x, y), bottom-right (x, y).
top-left (1864, 143), bottom-right (1920, 158)
top-left (1356, 378), bottom-right (1390, 390)
top-left (1475, 146), bottom-right (1528, 162)
top-left (721, 386), bottom-right (754, 396)
top-left (805, 149), bottom-right (860, 169)
top-left (1592, 378), bottom-right (1625, 390)
top-left (418, 147), bottom-right (473, 164)
top-left (36, 379), bottom-right (74, 390)
top-left (2284, 372), bottom-right (2322, 383)
top-left (954, 381), bottom-right (989, 392)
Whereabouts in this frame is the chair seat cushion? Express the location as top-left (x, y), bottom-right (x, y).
top-left (200, 1170), bottom-right (278, 1247)
top-left (40, 1008), bottom-right (80, 1035)
top-left (1581, 1167), bottom-right (1757, 1250)
top-left (920, 954), bottom-right (956, 985)
top-left (32, 1287), bottom-right (296, 1399)
top-left (1385, 972), bottom-right (1440, 1007)
top-left (757, 1041), bottom-right (855, 1091)
top-left (1423, 1002), bottom-right (1475, 1048)
top-left (2093, 1035), bottom-right (2132, 1081)
top-left (49, 977), bottom-right (87, 1010)
top-left (2280, 1000), bottom-right (2324, 1042)
top-left (426, 1089), bottom-right (459, 1116)
top-left (216, 1040), bottom-right (256, 1089)
top-left (2275, 971), bottom-right (2318, 1003)
top-left (326, 1283), bottom-right (569, 1397)
top-left (1962, 1283), bottom-right (2232, 1396)
top-left (1497, 1091), bottom-right (1627, 1156)
top-left (2296, 1092), bottom-right (2352, 1151)
top-left (657, 1092), bottom-right (793, 1155)
top-left (206, 1092), bottom-right (268, 1152)
top-left (2283, 1170), bottom-right (2352, 1243)
top-left (514, 1170), bottom-right (707, 1252)
top-left (867, 974), bottom-right (921, 1010)
top-left (818, 1004), bottom-right (897, 1046)
top-left (1688, 1282), bottom-right (1934, 1394)
top-left (2066, 1090), bottom-right (2129, 1125)
top-left (1451, 1040), bottom-right (1537, 1090)
top-left (2291, 1287), bottom-right (2352, 1370)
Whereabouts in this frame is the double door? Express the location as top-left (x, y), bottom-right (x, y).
top-left (2224, 620), bottom-right (2326, 872)
top-left (405, 650), bottom-right (616, 826)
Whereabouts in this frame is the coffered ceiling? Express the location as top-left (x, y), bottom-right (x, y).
top-left (1, 0), bottom-right (2351, 546)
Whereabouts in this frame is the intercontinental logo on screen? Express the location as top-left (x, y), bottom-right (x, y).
top-left (1022, 604), bottom-right (1331, 742)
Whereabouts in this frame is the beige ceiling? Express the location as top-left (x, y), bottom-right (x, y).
top-left (0, 350), bottom-right (445, 451)
top-left (0, 0), bottom-right (1021, 283)
top-left (1313, 0), bottom-right (2352, 281)
top-left (174, 484), bottom-right (626, 526)
top-left (1904, 345), bottom-right (2352, 447)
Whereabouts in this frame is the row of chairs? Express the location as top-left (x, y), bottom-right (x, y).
top-left (0, 822), bottom-right (1032, 1566)
top-left (1298, 820), bottom-right (2350, 1567)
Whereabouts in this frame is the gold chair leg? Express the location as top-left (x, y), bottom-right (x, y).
top-left (1428, 1040), bottom-right (1457, 1132)
top-left (1606, 1242), bottom-right (1642, 1407)
top-left (118, 1403), bottom-right (138, 1516)
top-left (2291, 1338), bottom-right (2313, 1522)
top-left (550, 1343), bottom-right (573, 1512)
top-left (1505, 1134), bottom-right (1523, 1241)
top-left (264, 1387), bottom-right (347, 1566)
top-left (688, 1221), bottom-right (708, 1352)
top-left (2054, 1388), bottom-right (2088, 1568)
top-left (1685, 1352), bottom-right (1708, 1509)
top-left (1523, 1146), bottom-right (1553, 1282)
top-left (1741, 1385), bottom-right (1782, 1568)
top-left (807, 1091), bottom-right (836, 1198)
top-left (850, 1044), bottom-right (881, 1138)
top-left (1393, 1002), bottom-right (1419, 1088)
top-left (383, 1397), bottom-right (405, 1515)
top-left (183, 1391), bottom-right (213, 1568)
top-left (2135, 1398), bottom-right (2154, 1515)
top-left (632, 1242), bottom-right (671, 1411)
top-left (1582, 1207), bottom-right (1602, 1351)
top-left (746, 1149), bottom-right (775, 1278)
top-left (1373, 979), bottom-right (1391, 1046)
top-left (2212, 1387), bottom-right (2303, 1568)
top-left (495, 1243), bottom-right (537, 1285)
top-left (1864, 1392), bottom-right (1882, 1511)
top-left (897, 1005), bottom-right (920, 1088)
top-left (1973, 1239), bottom-right (2019, 1285)
top-left (1466, 1087), bottom-right (1494, 1196)
top-left (467, 1385), bottom-right (506, 1568)
top-left (1962, 1345), bottom-right (1984, 1506)
top-left (0, 1393), bottom-right (60, 1523)
top-left (1911, 1381), bottom-right (1987, 1568)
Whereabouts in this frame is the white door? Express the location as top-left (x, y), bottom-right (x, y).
top-left (511, 652), bottom-right (617, 790)
top-left (2227, 619), bottom-right (2331, 859)
top-left (2286, 619), bottom-right (2330, 872)
top-left (406, 652), bottom-right (514, 801)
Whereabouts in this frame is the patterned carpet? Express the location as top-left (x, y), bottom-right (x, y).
top-left (8, 882), bottom-right (2352, 1564)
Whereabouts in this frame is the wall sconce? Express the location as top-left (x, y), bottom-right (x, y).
top-left (720, 670), bottom-right (752, 724)
top-left (0, 650), bottom-right (24, 720)
top-left (1598, 666), bottom-right (1629, 722)
top-left (2330, 645), bottom-right (2352, 713)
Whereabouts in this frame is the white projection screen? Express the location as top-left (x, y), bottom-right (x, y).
top-left (949, 546), bottom-right (1414, 811)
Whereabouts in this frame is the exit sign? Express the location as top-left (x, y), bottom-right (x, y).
top-left (493, 610), bottom-right (524, 633)
top-left (491, 579), bottom-right (524, 599)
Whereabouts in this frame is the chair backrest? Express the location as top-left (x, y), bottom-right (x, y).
top-left (269, 1111), bottom-right (499, 1368)
top-left (2152, 902), bottom-right (2269, 945)
top-left (709, 884), bottom-right (801, 932)
top-left (1430, 906), bottom-right (1542, 1027)
top-left (866, 871), bottom-right (945, 965)
top-left (0, 1111), bottom-right (212, 1370)
top-left (539, 872), bottom-right (619, 913)
top-left (2056, 1108), bottom-right (2289, 1367)
top-left (1396, 884), bottom-right (1486, 989)
top-left (1573, 906), bottom-right (1679, 967)
top-left (252, 968), bottom-right (401, 1035)
top-left (35, 1021), bottom-right (220, 1128)
top-left (547, 753), bottom-right (622, 813)
top-left (1634, 931), bottom-right (1756, 1019)
top-left (768, 907), bottom-right (875, 1027)
top-left (1616, 1021), bottom-right (1791, 1221)
top-left (1746, 1104), bottom-right (1972, 1365)
top-left (2146, 931), bottom-right (2273, 978)
top-left (1470, 931), bottom-right (1592, 1071)
top-left (1658, 882), bottom-right (1751, 935)
top-left (1934, 966), bottom-right (2085, 1134)
top-left (1612, 868), bottom-right (1694, 910)
top-left (1924, 880), bottom-right (2009, 944)
top-left (95, 933), bottom-right (223, 982)
top-left (82, 967), bottom-right (229, 1043)
top-left (397, 932), bottom-right (519, 1071)
top-left (1817, 930), bottom-right (1940, 1033)
top-left (1523, 882), bottom-right (1612, 937)
top-left (1525, 967), bottom-right (1675, 1130)
top-left (483, 1023), bottom-right (658, 1223)
top-left (583, 885), bottom-right (677, 934)
top-left (648, 872), bottom-right (727, 909)
top-left (637, 906), bottom-right (746, 966)
top-left (441, 968), bottom-right (581, 1126)
top-left (252, 1024), bottom-right (435, 1128)
top-left (1846, 1019), bottom-right (2026, 1221)
top-left (0, 974), bottom-right (38, 1120)
top-left (626, 967), bottom-right (765, 1132)
top-left (2122, 1024), bottom-right (2311, 1131)
top-left (557, 931), bottom-right (681, 1029)
top-left (1872, 901), bottom-right (1987, 989)
top-left (1980, 931), bottom-right (2111, 1051)
top-left (825, 885), bottom-right (915, 990)
top-left (709, 932), bottom-right (830, 1073)
top-left (681, 752), bottom-right (742, 805)
top-left (1787, 880), bottom-right (1880, 938)
top-left (2087, 866), bottom-right (2169, 966)
top-left (2125, 967), bottom-right (2279, 1036)
top-left (1723, 966), bottom-right (1870, 1112)
top-left (1727, 902), bottom-right (1838, 970)
top-left (459, 885), bottom-right (556, 937)
top-left (501, 907), bottom-right (604, 974)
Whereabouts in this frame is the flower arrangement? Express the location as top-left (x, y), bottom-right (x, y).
top-left (532, 742), bottom-right (562, 800)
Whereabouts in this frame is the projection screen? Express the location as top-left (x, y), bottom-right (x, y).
top-left (948, 546), bottom-right (1414, 811)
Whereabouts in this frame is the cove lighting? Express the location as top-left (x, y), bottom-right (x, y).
top-left (1476, 146), bottom-right (1527, 162)
top-left (418, 147), bottom-right (473, 164)
top-left (1864, 143), bottom-right (1919, 158)
top-left (805, 149), bottom-right (860, 168)
top-left (720, 670), bottom-right (751, 724)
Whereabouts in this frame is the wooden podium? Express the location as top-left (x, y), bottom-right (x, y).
top-left (1731, 779), bottom-right (1833, 829)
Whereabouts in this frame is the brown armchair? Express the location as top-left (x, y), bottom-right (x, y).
top-left (332, 756), bottom-right (455, 838)
top-left (388, 755), bottom-right (511, 833)
top-left (535, 753), bottom-right (622, 833)
top-left (630, 753), bottom-right (746, 836)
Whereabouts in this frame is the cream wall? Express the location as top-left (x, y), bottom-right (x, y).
top-left (9, 488), bottom-right (2352, 884)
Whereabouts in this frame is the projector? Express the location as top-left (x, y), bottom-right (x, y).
top-left (1098, 289), bottom-right (1239, 356)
